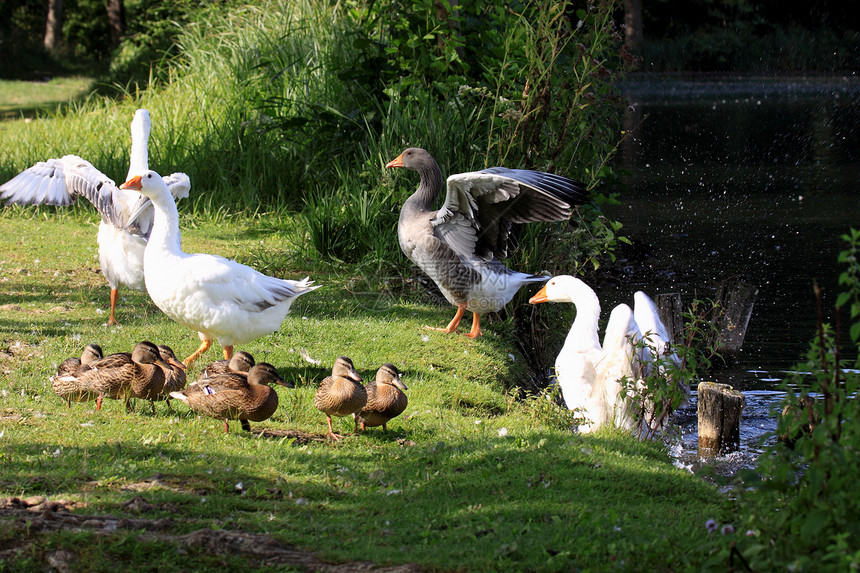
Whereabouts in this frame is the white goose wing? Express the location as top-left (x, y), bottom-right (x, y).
top-left (434, 168), bottom-right (588, 260)
top-left (598, 303), bottom-right (644, 431)
top-left (633, 291), bottom-right (680, 366)
top-left (0, 155), bottom-right (123, 227)
top-left (180, 254), bottom-right (317, 312)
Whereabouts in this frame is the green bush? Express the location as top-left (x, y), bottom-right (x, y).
top-left (725, 229), bottom-right (860, 570)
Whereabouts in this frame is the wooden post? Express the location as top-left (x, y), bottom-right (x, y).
top-left (697, 382), bottom-right (745, 458)
top-left (712, 278), bottom-right (759, 353)
top-left (655, 292), bottom-right (683, 344)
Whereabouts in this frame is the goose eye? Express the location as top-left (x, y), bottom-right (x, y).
top-left (146, 173), bottom-right (152, 179)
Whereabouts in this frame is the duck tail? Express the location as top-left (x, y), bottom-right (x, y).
top-left (169, 391), bottom-right (189, 403)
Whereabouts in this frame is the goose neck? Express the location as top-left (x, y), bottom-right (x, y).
top-left (408, 160), bottom-right (444, 211)
top-left (146, 191), bottom-right (183, 255)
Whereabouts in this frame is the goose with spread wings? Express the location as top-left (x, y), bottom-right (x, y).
top-left (529, 276), bottom-right (687, 437)
top-left (0, 109), bottom-right (191, 325)
top-left (385, 147), bottom-right (588, 338)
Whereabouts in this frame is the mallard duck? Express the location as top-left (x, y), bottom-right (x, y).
top-left (170, 362), bottom-right (292, 432)
top-left (356, 363), bottom-right (408, 432)
top-left (385, 148), bottom-right (588, 338)
top-left (0, 109), bottom-right (191, 325)
top-left (118, 172), bottom-right (319, 367)
top-left (51, 343), bottom-right (104, 406)
top-left (195, 351), bottom-right (256, 385)
top-left (153, 344), bottom-right (188, 411)
top-left (529, 276), bottom-right (685, 436)
top-left (314, 356), bottom-right (367, 440)
top-left (75, 340), bottom-right (171, 412)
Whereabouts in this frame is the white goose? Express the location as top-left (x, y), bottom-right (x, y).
top-left (119, 171), bottom-right (319, 367)
top-left (385, 148), bottom-right (588, 338)
top-left (529, 275), bottom-right (685, 436)
top-left (0, 109), bottom-right (191, 325)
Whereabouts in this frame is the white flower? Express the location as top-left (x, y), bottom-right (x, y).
top-left (498, 427), bottom-right (508, 437)
top-left (705, 519), bottom-right (718, 534)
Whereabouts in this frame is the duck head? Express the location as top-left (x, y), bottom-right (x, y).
top-left (376, 363), bottom-right (407, 391)
top-left (249, 362), bottom-right (293, 388)
top-left (332, 356), bottom-right (362, 382)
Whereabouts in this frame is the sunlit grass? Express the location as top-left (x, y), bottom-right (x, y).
top-left (0, 212), bottom-right (733, 571)
top-left (0, 77), bottom-right (94, 118)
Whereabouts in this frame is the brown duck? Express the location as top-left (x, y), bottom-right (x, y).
top-left (314, 356), bottom-right (367, 440)
top-left (152, 344), bottom-right (188, 411)
top-left (195, 350), bottom-right (255, 385)
top-left (51, 343), bottom-right (104, 406)
top-left (170, 362), bottom-right (292, 432)
top-left (75, 341), bottom-right (171, 411)
top-left (356, 363), bottom-right (408, 432)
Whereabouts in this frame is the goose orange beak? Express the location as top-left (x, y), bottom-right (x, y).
top-left (120, 175), bottom-right (142, 190)
top-left (385, 153), bottom-right (404, 169)
top-left (529, 285), bottom-right (549, 304)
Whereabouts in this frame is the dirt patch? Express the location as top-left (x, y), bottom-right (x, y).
top-left (0, 495), bottom-right (426, 572)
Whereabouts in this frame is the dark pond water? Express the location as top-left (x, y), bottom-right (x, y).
top-left (603, 75), bottom-right (860, 464)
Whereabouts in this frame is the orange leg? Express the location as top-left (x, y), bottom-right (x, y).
top-left (222, 345), bottom-right (234, 360)
top-left (222, 419), bottom-right (230, 433)
top-left (96, 395), bottom-right (103, 411)
top-left (463, 312), bottom-right (483, 338)
top-left (425, 303), bottom-right (467, 334)
top-left (183, 339), bottom-right (213, 368)
top-left (107, 288), bottom-right (119, 326)
top-left (326, 415), bottom-right (343, 440)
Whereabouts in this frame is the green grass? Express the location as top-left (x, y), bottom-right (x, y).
top-left (0, 77), bottom-right (95, 119)
top-left (0, 209), bottom-right (734, 571)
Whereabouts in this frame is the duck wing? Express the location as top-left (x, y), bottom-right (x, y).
top-left (436, 168), bottom-right (588, 260)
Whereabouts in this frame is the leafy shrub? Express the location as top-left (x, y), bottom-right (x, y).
top-left (726, 229), bottom-right (860, 571)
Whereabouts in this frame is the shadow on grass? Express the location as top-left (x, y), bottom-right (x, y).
top-left (0, 430), bottom-right (723, 571)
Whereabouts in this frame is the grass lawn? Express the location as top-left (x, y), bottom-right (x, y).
top-left (0, 207), bottom-right (735, 572)
top-left (0, 77), bottom-right (94, 119)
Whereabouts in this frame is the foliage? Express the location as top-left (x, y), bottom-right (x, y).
top-left (721, 230), bottom-right (860, 571)
top-left (107, 0), bottom-right (206, 88)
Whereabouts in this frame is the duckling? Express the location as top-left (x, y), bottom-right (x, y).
top-left (356, 364), bottom-right (408, 432)
top-left (170, 362), bottom-right (292, 432)
top-left (195, 351), bottom-right (255, 385)
top-left (51, 343), bottom-right (104, 406)
top-left (153, 344), bottom-right (188, 411)
top-left (314, 356), bottom-right (367, 440)
top-left (75, 341), bottom-right (171, 412)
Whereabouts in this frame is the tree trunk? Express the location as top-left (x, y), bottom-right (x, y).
top-left (44, 0), bottom-right (64, 53)
top-left (624, 0), bottom-right (643, 51)
top-left (107, 0), bottom-right (126, 47)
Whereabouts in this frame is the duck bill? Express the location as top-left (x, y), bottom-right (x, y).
top-left (529, 285), bottom-right (549, 304)
top-left (167, 356), bottom-right (187, 370)
top-left (349, 368), bottom-right (363, 382)
top-left (276, 376), bottom-right (295, 389)
top-left (385, 154), bottom-right (404, 169)
top-left (120, 175), bottom-right (143, 190)
top-left (392, 376), bottom-right (408, 391)
top-left (155, 358), bottom-right (174, 371)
